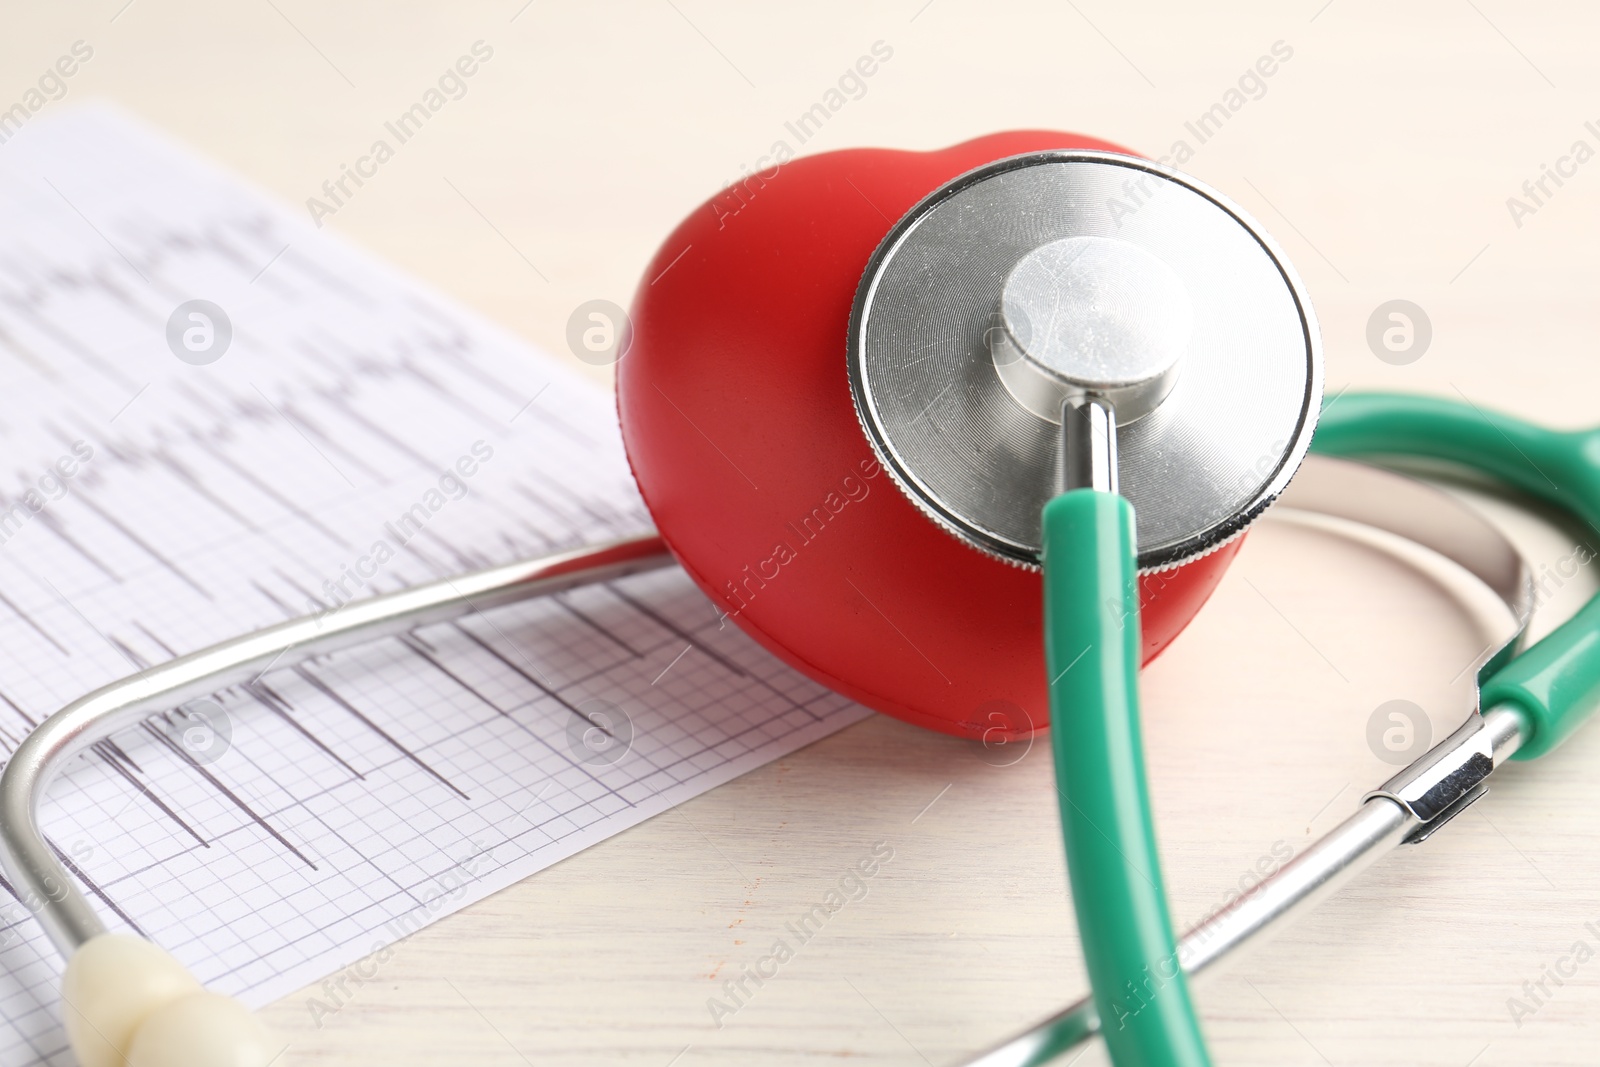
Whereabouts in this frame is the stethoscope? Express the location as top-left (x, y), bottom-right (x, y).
top-left (4, 145), bottom-right (1598, 1067)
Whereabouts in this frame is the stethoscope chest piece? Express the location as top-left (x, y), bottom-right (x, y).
top-left (848, 151), bottom-right (1324, 569)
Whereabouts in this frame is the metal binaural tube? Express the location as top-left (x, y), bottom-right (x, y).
top-left (0, 534), bottom-right (671, 957)
top-left (1180, 705), bottom-right (1523, 984)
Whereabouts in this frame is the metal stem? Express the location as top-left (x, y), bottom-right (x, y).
top-left (0, 533), bottom-right (670, 957)
top-left (1061, 395), bottom-right (1118, 494)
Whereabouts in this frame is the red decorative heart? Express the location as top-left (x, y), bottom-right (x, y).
top-left (619, 131), bottom-right (1240, 740)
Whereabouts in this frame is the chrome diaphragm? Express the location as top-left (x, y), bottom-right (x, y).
top-left (847, 151), bottom-right (1323, 570)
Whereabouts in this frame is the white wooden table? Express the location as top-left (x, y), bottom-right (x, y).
top-left (8, 2), bottom-right (1600, 1063)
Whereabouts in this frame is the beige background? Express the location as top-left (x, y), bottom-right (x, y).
top-left (8, 1), bottom-right (1600, 1064)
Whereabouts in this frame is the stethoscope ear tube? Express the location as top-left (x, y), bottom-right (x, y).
top-left (972, 394), bottom-right (1600, 1066)
top-left (1314, 392), bottom-right (1600, 761)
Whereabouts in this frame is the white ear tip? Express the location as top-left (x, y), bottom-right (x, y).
top-left (127, 991), bottom-right (276, 1067)
top-left (63, 934), bottom-right (199, 1067)
top-left (61, 934), bottom-right (274, 1067)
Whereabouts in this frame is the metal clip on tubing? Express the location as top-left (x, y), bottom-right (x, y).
top-left (966, 391), bottom-right (1600, 1066)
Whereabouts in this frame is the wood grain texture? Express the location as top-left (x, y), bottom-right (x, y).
top-left (7, 2), bottom-right (1599, 1063)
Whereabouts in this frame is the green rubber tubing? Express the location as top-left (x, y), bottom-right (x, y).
top-left (1035, 391), bottom-right (1600, 1067)
top-left (1043, 488), bottom-right (1211, 1067)
top-left (1314, 391), bottom-right (1600, 761)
